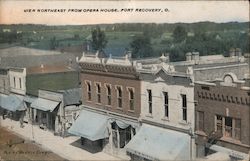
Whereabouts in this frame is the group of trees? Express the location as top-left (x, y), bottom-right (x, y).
top-left (89, 24), bottom-right (249, 61)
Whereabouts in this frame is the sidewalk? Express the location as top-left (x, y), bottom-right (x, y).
top-left (0, 118), bottom-right (122, 161)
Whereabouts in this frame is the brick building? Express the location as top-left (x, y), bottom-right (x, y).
top-left (69, 52), bottom-right (141, 156)
top-left (195, 73), bottom-right (250, 160)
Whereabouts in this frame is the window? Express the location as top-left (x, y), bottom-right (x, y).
top-left (196, 111), bottom-right (204, 131)
top-left (235, 119), bottom-right (241, 140)
top-left (147, 90), bottom-right (152, 114)
top-left (116, 86), bottom-right (122, 108)
top-left (13, 77), bottom-right (16, 88)
top-left (128, 88), bottom-right (134, 111)
top-left (19, 78), bottom-right (22, 89)
top-left (163, 92), bottom-right (168, 117)
top-left (216, 115), bottom-right (223, 135)
top-left (106, 84), bottom-right (112, 106)
top-left (181, 94), bottom-right (187, 121)
top-left (86, 81), bottom-right (91, 101)
top-left (215, 115), bottom-right (241, 140)
top-left (225, 117), bottom-right (233, 137)
top-left (96, 83), bottom-right (101, 103)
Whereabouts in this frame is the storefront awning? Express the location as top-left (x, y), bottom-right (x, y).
top-left (0, 94), bottom-right (25, 112)
top-left (126, 124), bottom-right (190, 161)
top-left (68, 109), bottom-right (109, 141)
top-left (31, 98), bottom-right (60, 112)
top-left (207, 144), bottom-right (249, 160)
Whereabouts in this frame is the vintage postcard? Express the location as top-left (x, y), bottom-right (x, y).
top-left (0, 1), bottom-right (249, 161)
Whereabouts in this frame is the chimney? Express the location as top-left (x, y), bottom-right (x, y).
top-left (186, 52), bottom-right (192, 61)
top-left (159, 53), bottom-right (169, 63)
top-left (229, 48), bottom-right (235, 57)
top-left (235, 48), bottom-right (242, 57)
top-left (192, 52), bottom-right (200, 64)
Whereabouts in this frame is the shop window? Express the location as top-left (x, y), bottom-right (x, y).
top-left (147, 89), bottom-right (152, 114)
top-left (215, 115), bottom-right (241, 141)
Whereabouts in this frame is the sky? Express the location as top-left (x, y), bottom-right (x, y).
top-left (0, 0), bottom-right (249, 25)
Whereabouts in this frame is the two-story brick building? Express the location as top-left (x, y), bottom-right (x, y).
top-left (195, 73), bottom-right (250, 160)
top-left (69, 52), bottom-right (141, 156)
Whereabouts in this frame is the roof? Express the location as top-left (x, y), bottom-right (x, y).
top-left (0, 94), bottom-right (25, 111)
top-left (0, 47), bottom-right (79, 69)
top-left (126, 124), bottom-right (190, 160)
top-left (199, 55), bottom-right (225, 61)
top-left (68, 109), bottom-right (109, 141)
top-left (27, 64), bottom-right (75, 74)
top-left (58, 88), bottom-right (82, 106)
top-left (31, 98), bottom-right (60, 112)
top-left (0, 46), bottom-right (62, 57)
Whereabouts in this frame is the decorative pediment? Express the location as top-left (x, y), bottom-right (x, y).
top-left (154, 76), bottom-right (165, 82)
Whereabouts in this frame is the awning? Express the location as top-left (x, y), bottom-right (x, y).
top-left (31, 98), bottom-right (60, 112)
top-left (205, 152), bottom-right (230, 161)
top-left (68, 109), bottom-right (109, 141)
top-left (0, 94), bottom-right (25, 112)
top-left (126, 124), bottom-right (190, 161)
top-left (207, 144), bottom-right (249, 160)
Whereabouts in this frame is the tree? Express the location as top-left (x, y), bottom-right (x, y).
top-left (130, 34), bottom-right (153, 58)
top-left (173, 25), bottom-right (187, 43)
top-left (91, 26), bottom-right (108, 51)
top-left (49, 36), bottom-right (59, 50)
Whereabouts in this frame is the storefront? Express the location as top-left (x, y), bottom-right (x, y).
top-left (68, 108), bottom-right (139, 153)
top-left (0, 93), bottom-right (26, 121)
top-left (30, 97), bottom-right (60, 131)
top-left (126, 124), bottom-right (191, 161)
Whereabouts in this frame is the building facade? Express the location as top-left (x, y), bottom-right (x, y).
top-left (126, 61), bottom-right (196, 160)
top-left (195, 73), bottom-right (250, 160)
top-left (69, 52), bottom-right (141, 157)
top-left (0, 68), bottom-right (9, 94)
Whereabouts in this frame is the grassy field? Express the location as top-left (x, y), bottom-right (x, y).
top-left (26, 71), bottom-right (80, 96)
